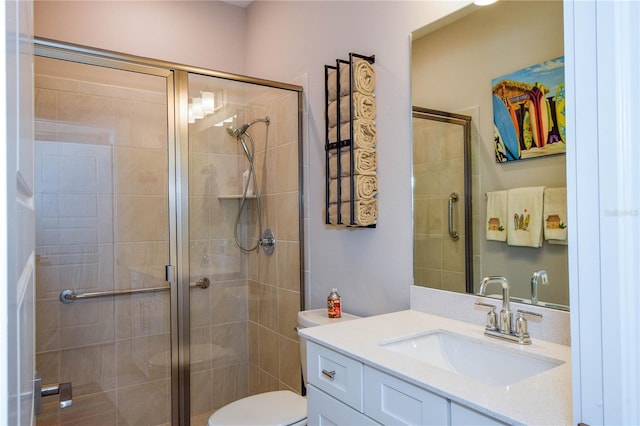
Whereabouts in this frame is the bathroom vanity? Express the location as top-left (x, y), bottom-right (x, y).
top-left (300, 310), bottom-right (572, 425)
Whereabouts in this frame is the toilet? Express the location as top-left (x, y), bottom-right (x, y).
top-left (207, 308), bottom-right (361, 426)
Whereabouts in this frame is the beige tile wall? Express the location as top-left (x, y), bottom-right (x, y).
top-left (413, 117), bottom-right (466, 293)
top-left (245, 92), bottom-right (302, 396)
top-left (187, 88), bottom-right (301, 420)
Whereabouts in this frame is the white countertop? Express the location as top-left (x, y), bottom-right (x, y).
top-left (300, 309), bottom-right (572, 425)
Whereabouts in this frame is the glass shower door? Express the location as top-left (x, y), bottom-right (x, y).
top-left (186, 72), bottom-right (303, 424)
top-left (34, 55), bottom-right (174, 425)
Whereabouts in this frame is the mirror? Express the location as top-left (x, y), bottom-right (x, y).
top-left (413, 108), bottom-right (473, 294)
top-left (411, 0), bottom-right (568, 309)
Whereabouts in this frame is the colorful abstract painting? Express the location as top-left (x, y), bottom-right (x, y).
top-left (492, 56), bottom-right (565, 163)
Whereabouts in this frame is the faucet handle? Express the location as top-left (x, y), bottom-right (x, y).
top-left (475, 302), bottom-right (497, 309)
top-left (475, 302), bottom-right (498, 331)
top-left (517, 309), bottom-right (543, 319)
top-left (515, 310), bottom-right (543, 341)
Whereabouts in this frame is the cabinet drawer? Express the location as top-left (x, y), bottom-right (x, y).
top-left (364, 366), bottom-right (449, 425)
top-left (307, 341), bottom-right (364, 411)
top-left (307, 385), bottom-right (380, 426)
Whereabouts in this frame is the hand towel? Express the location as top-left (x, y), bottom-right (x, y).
top-left (328, 175), bottom-right (378, 203)
top-left (486, 190), bottom-right (508, 242)
top-left (507, 186), bottom-right (545, 248)
top-left (328, 199), bottom-right (377, 226)
top-left (327, 93), bottom-right (376, 128)
top-left (543, 187), bottom-right (568, 245)
top-left (328, 119), bottom-right (377, 148)
top-left (328, 147), bottom-right (377, 178)
top-left (327, 60), bottom-right (375, 102)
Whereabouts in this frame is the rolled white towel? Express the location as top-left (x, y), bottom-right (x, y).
top-left (327, 60), bottom-right (376, 103)
top-left (327, 95), bottom-right (351, 127)
top-left (352, 92), bottom-right (376, 121)
top-left (327, 64), bottom-right (347, 102)
top-left (351, 59), bottom-right (375, 95)
top-left (352, 119), bottom-right (377, 148)
top-left (328, 199), bottom-right (378, 226)
top-left (328, 147), bottom-right (377, 178)
top-left (327, 93), bottom-right (376, 128)
top-left (328, 175), bottom-right (378, 203)
top-left (328, 123), bottom-right (351, 143)
top-left (327, 120), bottom-right (377, 149)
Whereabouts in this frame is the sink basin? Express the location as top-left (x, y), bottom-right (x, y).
top-left (380, 330), bottom-right (564, 387)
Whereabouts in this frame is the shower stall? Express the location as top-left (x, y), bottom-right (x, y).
top-left (33, 40), bottom-right (303, 425)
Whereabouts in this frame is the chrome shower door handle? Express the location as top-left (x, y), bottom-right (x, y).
top-left (448, 192), bottom-right (460, 241)
top-left (35, 371), bottom-right (73, 414)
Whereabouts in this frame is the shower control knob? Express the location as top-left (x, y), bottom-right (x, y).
top-left (260, 229), bottom-right (276, 256)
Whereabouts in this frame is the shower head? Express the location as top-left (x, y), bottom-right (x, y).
top-left (226, 124), bottom-right (250, 139)
top-left (226, 116), bottom-right (270, 139)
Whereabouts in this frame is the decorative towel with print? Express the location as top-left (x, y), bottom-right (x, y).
top-left (328, 119), bottom-right (377, 147)
top-left (543, 187), bottom-right (568, 245)
top-left (327, 93), bottom-right (376, 128)
top-left (328, 147), bottom-right (377, 178)
top-left (507, 186), bottom-right (545, 248)
top-left (328, 199), bottom-right (377, 226)
top-left (328, 175), bottom-right (378, 203)
top-left (486, 190), bottom-right (508, 242)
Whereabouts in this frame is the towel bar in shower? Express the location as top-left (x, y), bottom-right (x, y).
top-left (448, 192), bottom-right (460, 241)
top-left (59, 277), bottom-right (210, 304)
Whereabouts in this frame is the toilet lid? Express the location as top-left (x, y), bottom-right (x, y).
top-left (208, 390), bottom-right (306, 426)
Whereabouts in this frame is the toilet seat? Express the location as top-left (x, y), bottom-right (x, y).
top-left (207, 390), bottom-right (307, 426)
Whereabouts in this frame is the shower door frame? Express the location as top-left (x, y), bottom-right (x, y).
top-left (34, 38), bottom-right (305, 426)
top-left (412, 107), bottom-right (473, 294)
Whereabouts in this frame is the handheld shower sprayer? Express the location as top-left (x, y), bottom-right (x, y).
top-left (225, 117), bottom-right (273, 255)
top-left (226, 117), bottom-right (270, 140)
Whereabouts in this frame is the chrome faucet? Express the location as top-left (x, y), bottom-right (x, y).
top-left (477, 276), bottom-right (512, 334)
top-left (476, 276), bottom-right (543, 345)
top-left (531, 270), bottom-right (549, 305)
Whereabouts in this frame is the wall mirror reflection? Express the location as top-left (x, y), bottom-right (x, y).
top-left (412, 108), bottom-right (473, 294)
top-left (411, 0), bottom-right (569, 310)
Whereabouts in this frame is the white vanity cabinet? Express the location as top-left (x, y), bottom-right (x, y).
top-left (307, 341), bottom-right (507, 426)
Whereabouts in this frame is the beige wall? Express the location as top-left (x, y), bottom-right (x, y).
top-left (412, 1), bottom-right (569, 305)
top-left (244, 92), bottom-right (302, 396)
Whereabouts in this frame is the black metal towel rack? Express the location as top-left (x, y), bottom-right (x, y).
top-left (324, 52), bottom-right (377, 228)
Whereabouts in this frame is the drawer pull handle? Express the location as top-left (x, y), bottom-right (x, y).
top-left (321, 369), bottom-right (336, 380)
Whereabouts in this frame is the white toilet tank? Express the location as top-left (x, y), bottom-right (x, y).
top-left (297, 308), bottom-right (361, 385)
